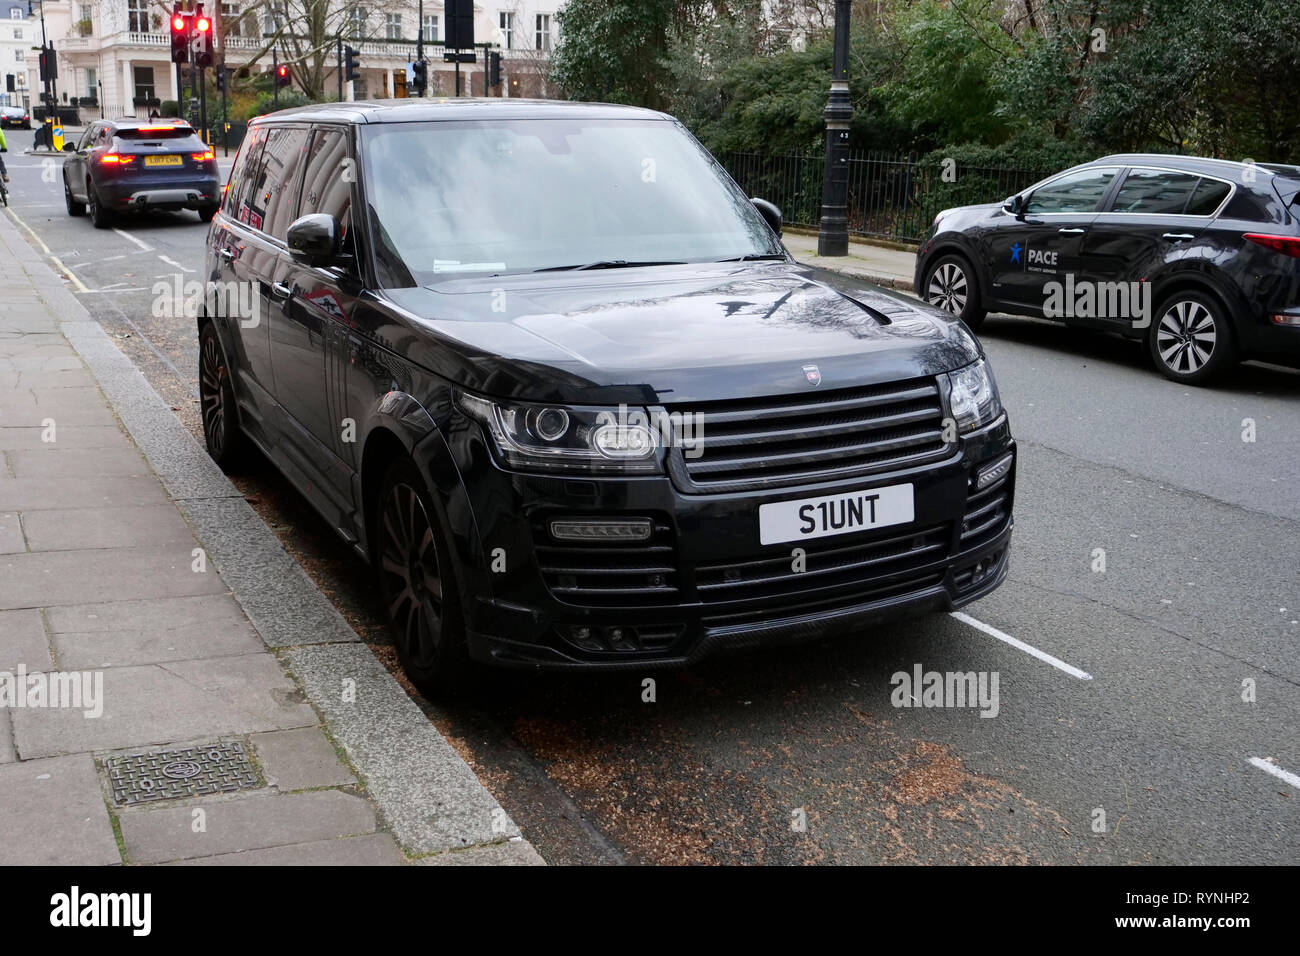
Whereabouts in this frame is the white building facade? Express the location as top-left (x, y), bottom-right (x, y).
top-left (24, 0), bottom-right (567, 122)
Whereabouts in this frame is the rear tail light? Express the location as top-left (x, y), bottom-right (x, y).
top-left (1244, 233), bottom-right (1300, 258)
top-left (98, 153), bottom-right (135, 165)
top-left (192, 150), bottom-right (215, 161)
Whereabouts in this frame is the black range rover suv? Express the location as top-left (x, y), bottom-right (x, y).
top-left (916, 154), bottom-right (1300, 384)
top-left (199, 100), bottom-right (1014, 689)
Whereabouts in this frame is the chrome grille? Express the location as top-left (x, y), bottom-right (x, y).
top-left (667, 377), bottom-right (950, 493)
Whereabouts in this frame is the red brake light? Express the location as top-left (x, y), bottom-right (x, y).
top-left (137, 125), bottom-right (177, 133)
top-left (1244, 233), bottom-right (1300, 258)
top-left (98, 154), bottom-right (135, 165)
top-left (193, 150), bottom-right (215, 161)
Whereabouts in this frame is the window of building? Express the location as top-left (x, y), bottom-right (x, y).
top-left (13, 49), bottom-right (22, 64)
top-left (133, 65), bottom-right (155, 103)
top-left (86, 67), bottom-right (96, 97)
top-left (499, 12), bottom-right (513, 49)
top-left (221, 3), bottom-right (241, 37)
top-left (422, 14), bottom-right (437, 42)
top-left (385, 13), bottom-right (401, 39)
top-left (127, 0), bottom-right (149, 33)
top-left (13, 27), bottom-right (20, 40)
top-left (264, 7), bottom-right (284, 34)
top-left (349, 6), bottom-right (367, 39)
top-left (535, 14), bottom-right (551, 51)
top-left (9, 8), bottom-right (21, 20)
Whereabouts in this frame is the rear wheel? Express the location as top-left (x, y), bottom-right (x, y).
top-left (924, 254), bottom-right (987, 331)
top-left (198, 205), bottom-right (218, 223)
top-left (198, 322), bottom-right (247, 467)
top-left (1148, 290), bottom-right (1236, 385)
top-left (87, 179), bottom-right (112, 228)
top-left (376, 458), bottom-right (470, 695)
top-left (64, 176), bottom-right (85, 216)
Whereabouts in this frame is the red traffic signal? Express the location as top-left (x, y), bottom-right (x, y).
top-left (172, 15), bottom-right (185, 30)
top-left (196, 16), bottom-right (211, 32)
top-left (276, 64), bottom-right (291, 87)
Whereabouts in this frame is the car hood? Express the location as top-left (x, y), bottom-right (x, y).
top-left (383, 261), bottom-right (981, 405)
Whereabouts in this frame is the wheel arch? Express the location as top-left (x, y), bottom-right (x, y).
top-left (919, 241), bottom-right (989, 304)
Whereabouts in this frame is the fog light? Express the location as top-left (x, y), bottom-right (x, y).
top-left (975, 453), bottom-right (1014, 490)
top-left (550, 518), bottom-right (652, 542)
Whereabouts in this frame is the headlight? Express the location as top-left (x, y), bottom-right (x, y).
top-left (457, 392), bottom-right (662, 474)
top-left (947, 359), bottom-right (1002, 433)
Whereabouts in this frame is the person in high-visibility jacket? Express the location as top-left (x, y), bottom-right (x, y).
top-left (0, 125), bottom-right (8, 181)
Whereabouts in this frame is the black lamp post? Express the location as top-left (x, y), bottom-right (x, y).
top-left (817, 0), bottom-right (852, 256)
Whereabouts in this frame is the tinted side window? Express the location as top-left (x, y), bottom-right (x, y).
top-left (222, 127), bottom-right (265, 216)
top-left (257, 126), bottom-right (310, 241)
top-left (1112, 169), bottom-right (1200, 214)
top-left (298, 127), bottom-right (354, 253)
top-left (1026, 168), bottom-right (1117, 214)
top-left (1185, 178), bottom-right (1232, 216)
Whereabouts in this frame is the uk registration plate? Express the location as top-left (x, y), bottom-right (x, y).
top-left (758, 483), bottom-right (915, 545)
top-left (144, 155), bottom-right (183, 167)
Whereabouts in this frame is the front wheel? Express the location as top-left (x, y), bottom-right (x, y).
top-left (376, 458), bottom-right (470, 695)
top-left (64, 176), bottom-right (85, 216)
top-left (198, 322), bottom-right (247, 467)
top-left (1148, 290), bottom-right (1236, 385)
top-left (923, 254), bottom-right (987, 331)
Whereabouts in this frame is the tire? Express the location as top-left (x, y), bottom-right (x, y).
top-left (198, 322), bottom-right (247, 467)
top-left (375, 457), bottom-right (471, 695)
top-left (1148, 289), bottom-right (1236, 385)
top-left (198, 205), bottom-right (218, 223)
top-left (923, 253), bottom-right (987, 331)
top-left (64, 176), bottom-right (85, 216)
top-left (87, 179), bottom-right (112, 228)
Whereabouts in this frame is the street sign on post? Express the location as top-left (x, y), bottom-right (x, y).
top-left (446, 0), bottom-right (474, 50)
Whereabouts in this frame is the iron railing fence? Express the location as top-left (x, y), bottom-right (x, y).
top-left (720, 149), bottom-right (1057, 244)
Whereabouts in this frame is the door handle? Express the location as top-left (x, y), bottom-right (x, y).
top-left (218, 247), bottom-right (236, 261)
top-left (1057, 227), bottom-right (1086, 234)
top-left (271, 281), bottom-right (293, 299)
top-left (1162, 232), bottom-right (1195, 241)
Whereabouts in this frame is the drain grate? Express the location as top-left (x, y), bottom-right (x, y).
top-left (105, 740), bottom-right (261, 805)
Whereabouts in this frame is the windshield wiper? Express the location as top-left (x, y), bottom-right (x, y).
top-left (534, 259), bottom-right (687, 272)
top-left (716, 253), bottom-right (788, 262)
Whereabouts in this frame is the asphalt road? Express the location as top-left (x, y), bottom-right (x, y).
top-left (6, 126), bottom-right (1298, 864)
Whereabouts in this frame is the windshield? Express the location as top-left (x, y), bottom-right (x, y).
top-left (360, 118), bottom-right (783, 286)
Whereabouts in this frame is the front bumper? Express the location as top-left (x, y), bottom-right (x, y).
top-left (445, 412), bottom-right (1016, 671)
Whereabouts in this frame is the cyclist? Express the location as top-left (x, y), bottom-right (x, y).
top-left (0, 124), bottom-right (8, 182)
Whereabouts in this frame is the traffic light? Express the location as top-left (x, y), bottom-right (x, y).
top-left (409, 59), bottom-right (426, 96)
top-left (344, 46), bottom-right (360, 83)
top-left (38, 44), bottom-right (57, 82)
top-left (170, 7), bottom-right (190, 64)
top-left (215, 68), bottom-right (226, 93)
top-left (276, 64), bottom-right (291, 88)
top-left (193, 10), bottom-right (213, 69)
top-left (489, 51), bottom-right (501, 87)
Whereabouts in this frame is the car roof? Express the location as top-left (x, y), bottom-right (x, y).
top-left (1094, 153), bottom-right (1282, 179)
top-left (249, 97), bottom-right (669, 127)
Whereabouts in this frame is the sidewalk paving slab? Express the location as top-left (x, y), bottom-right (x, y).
top-left (250, 727), bottom-right (358, 791)
top-left (0, 754), bottom-right (120, 865)
top-left (169, 833), bottom-right (405, 866)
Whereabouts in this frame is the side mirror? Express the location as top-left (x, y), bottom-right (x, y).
top-left (751, 197), bottom-right (782, 236)
top-left (1004, 193), bottom-right (1028, 218)
top-left (62, 142), bottom-right (76, 152)
top-left (286, 213), bottom-right (348, 267)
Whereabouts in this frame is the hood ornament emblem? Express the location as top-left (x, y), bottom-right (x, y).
top-left (803, 364), bottom-right (821, 387)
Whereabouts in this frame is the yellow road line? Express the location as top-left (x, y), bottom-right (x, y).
top-left (6, 205), bottom-right (91, 292)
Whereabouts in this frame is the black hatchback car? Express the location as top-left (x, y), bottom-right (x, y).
top-left (915, 154), bottom-right (1300, 384)
top-left (198, 100), bottom-right (1015, 689)
top-left (62, 118), bottom-right (220, 227)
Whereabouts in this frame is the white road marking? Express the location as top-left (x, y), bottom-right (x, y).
top-left (158, 254), bottom-right (194, 273)
top-left (950, 610), bottom-right (1093, 680)
top-left (112, 227), bottom-right (153, 251)
top-left (1248, 757), bottom-right (1300, 791)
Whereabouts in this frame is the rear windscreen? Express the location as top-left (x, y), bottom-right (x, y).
top-left (116, 127), bottom-right (195, 140)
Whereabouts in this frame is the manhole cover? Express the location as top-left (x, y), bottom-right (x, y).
top-left (105, 741), bottom-right (261, 805)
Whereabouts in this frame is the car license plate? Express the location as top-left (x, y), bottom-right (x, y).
top-left (144, 155), bottom-right (183, 167)
top-left (758, 483), bottom-right (914, 545)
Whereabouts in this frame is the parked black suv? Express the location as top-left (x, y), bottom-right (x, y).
top-left (915, 154), bottom-right (1300, 384)
top-left (62, 119), bottom-right (220, 227)
top-left (199, 100), bottom-right (1014, 689)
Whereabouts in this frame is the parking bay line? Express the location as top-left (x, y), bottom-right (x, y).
top-left (949, 610), bottom-right (1093, 680)
top-left (1248, 757), bottom-right (1300, 791)
top-left (112, 226), bottom-right (153, 251)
